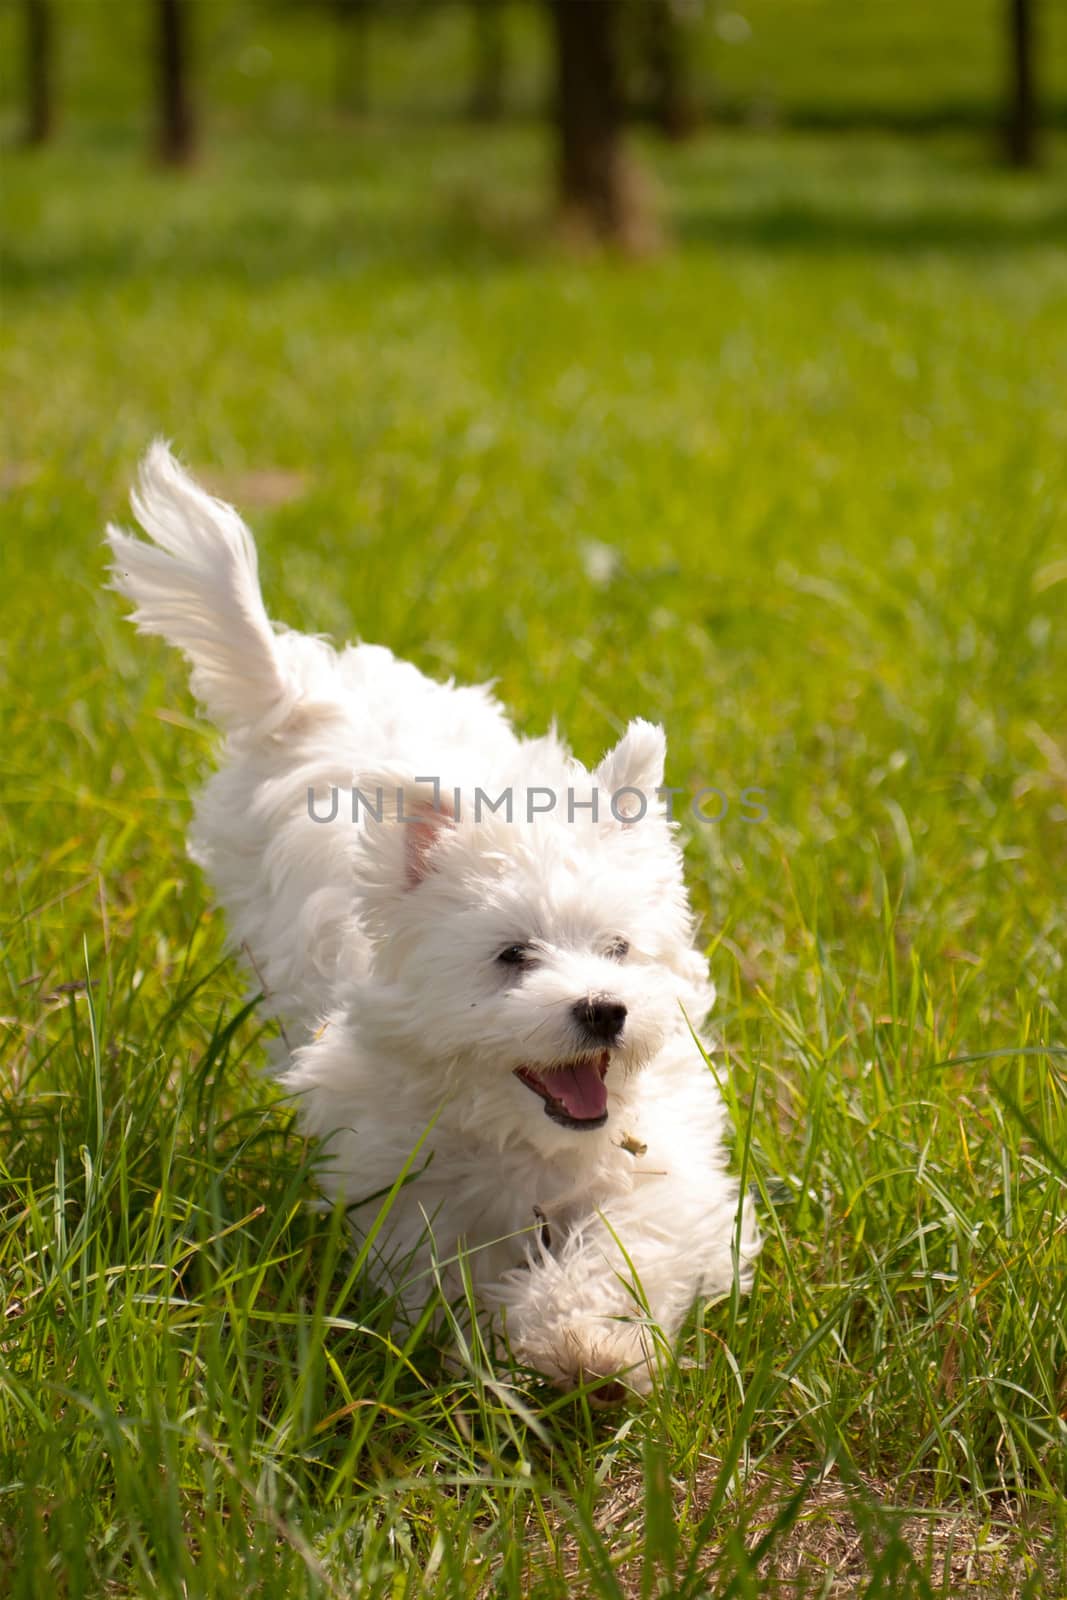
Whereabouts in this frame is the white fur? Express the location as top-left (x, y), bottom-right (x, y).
top-left (107, 442), bottom-right (759, 1395)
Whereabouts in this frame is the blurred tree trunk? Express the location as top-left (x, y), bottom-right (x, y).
top-left (335, 0), bottom-right (369, 117)
top-left (551, 0), bottom-right (641, 244)
top-left (23, 0), bottom-right (54, 146)
top-left (469, 0), bottom-right (506, 120)
top-left (643, 0), bottom-right (698, 139)
top-left (156, 0), bottom-right (196, 166)
top-left (1005, 0), bottom-right (1038, 166)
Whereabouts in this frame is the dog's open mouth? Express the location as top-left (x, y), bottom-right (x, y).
top-left (514, 1052), bottom-right (610, 1130)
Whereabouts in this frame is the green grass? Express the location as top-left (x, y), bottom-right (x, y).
top-left (3, 25), bottom-right (1067, 1598)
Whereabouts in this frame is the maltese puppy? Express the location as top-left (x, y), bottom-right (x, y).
top-left (107, 443), bottom-right (759, 1396)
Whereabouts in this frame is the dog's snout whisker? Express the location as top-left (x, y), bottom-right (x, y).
top-left (519, 1014), bottom-right (559, 1045)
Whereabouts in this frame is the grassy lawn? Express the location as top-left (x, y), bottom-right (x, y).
top-left (3, 8), bottom-right (1067, 1595)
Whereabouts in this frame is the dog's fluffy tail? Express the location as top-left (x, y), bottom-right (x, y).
top-left (107, 441), bottom-right (295, 732)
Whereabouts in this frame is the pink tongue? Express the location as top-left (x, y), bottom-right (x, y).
top-left (553, 1059), bottom-right (608, 1120)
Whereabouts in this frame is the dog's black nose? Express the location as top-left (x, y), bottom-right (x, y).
top-left (573, 997), bottom-right (627, 1044)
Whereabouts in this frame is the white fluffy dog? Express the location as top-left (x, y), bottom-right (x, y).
top-left (107, 443), bottom-right (759, 1397)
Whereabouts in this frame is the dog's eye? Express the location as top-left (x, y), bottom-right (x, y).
top-left (497, 944), bottom-right (532, 966)
top-left (605, 938), bottom-right (630, 962)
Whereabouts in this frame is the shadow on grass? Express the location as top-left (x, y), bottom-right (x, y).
top-left (1, 192), bottom-right (537, 296)
top-left (7, 195), bottom-right (1067, 301)
top-left (699, 93), bottom-right (1067, 137)
top-left (4, 122), bottom-right (1067, 295)
top-left (675, 198), bottom-right (1067, 255)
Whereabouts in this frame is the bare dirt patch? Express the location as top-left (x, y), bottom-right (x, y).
top-left (544, 1460), bottom-right (1056, 1598)
top-left (198, 467), bottom-right (308, 509)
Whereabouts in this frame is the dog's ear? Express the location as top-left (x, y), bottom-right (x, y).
top-left (595, 719), bottom-right (666, 822)
top-left (403, 798), bottom-right (454, 887)
top-left (353, 774), bottom-right (456, 897)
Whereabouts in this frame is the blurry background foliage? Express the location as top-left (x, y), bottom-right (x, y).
top-left (3, 2), bottom-right (1066, 197)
